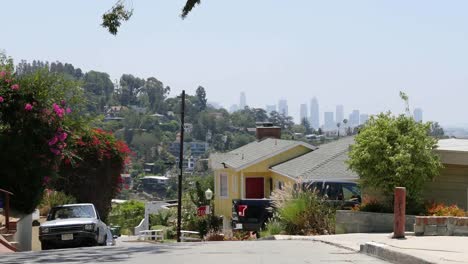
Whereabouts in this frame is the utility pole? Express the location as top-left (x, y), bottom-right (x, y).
top-left (177, 90), bottom-right (185, 242)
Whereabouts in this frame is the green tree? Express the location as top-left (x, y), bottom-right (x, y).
top-left (301, 118), bottom-right (313, 134)
top-left (348, 113), bottom-right (442, 204)
top-left (102, 1), bottom-right (201, 35)
top-left (119, 74), bottom-right (145, 106)
top-left (143, 77), bottom-right (170, 113)
top-left (430, 122), bottom-right (445, 139)
top-left (195, 86), bottom-right (207, 111)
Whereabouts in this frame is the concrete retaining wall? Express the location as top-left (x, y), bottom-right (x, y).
top-left (335, 210), bottom-right (415, 234)
top-left (415, 216), bottom-right (468, 236)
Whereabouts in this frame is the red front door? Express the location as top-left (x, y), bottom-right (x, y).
top-left (245, 178), bottom-right (264, 199)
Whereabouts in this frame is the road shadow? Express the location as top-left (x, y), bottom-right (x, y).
top-left (0, 243), bottom-right (195, 264)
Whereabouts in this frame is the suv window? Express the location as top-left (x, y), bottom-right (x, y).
top-left (341, 183), bottom-right (361, 201)
top-left (48, 205), bottom-right (96, 220)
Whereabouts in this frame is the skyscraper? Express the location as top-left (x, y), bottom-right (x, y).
top-left (349, 110), bottom-right (360, 127)
top-left (310, 97), bottom-right (319, 129)
top-left (278, 99), bottom-right (288, 116)
top-left (336, 105), bottom-right (344, 124)
top-left (239, 92), bottom-right (247, 110)
top-left (265, 105), bottom-right (276, 114)
top-left (414, 108), bottom-right (423, 122)
top-left (300, 104), bottom-right (308, 123)
top-left (324, 112), bottom-right (335, 130)
top-left (360, 114), bottom-right (369, 125)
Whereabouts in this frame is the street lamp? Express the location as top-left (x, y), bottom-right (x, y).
top-left (205, 188), bottom-right (213, 232)
top-left (205, 188), bottom-right (213, 201)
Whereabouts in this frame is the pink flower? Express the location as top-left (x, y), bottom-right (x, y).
top-left (0, 71), bottom-right (5, 78)
top-left (61, 100), bottom-right (66, 106)
top-left (66, 108), bottom-right (71, 114)
top-left (52, 103), bottom-right (65, 118)
top-left (49, 148), bottom-right (61, 155)
top-left (48, 136), bottom-right (58, 146)
top-left (0, 96), bottom-right (3, 103)
top-left (11, 84), bottom-right (19, 91)
top-left (24, 103), bottom-right (33, 111)
top-left (43, 176), bottom-right (50, 186)
top-left (58, 132), bottom-right (68, 142)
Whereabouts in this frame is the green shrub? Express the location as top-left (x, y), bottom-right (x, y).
top-left (150, 209), bottom-right (175, 226)
top-left (108, 200), bottom-right (145, 234)
top-left (261, 220), bottom-right (283, 237)
top-left (271, 183), bottom-right (335, 235)
top-left (39, 190), bottom-right (77, 216)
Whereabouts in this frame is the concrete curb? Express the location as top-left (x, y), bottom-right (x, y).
top-left (360, 242), bottom-right (435, 264)
top-left (259, 235), bottom-right (358, 252)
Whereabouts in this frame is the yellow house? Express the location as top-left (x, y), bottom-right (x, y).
top-left (210, 126), bottom-right (357, 226)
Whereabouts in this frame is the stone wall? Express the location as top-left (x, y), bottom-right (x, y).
top-left (335, 210), bottom-right (415, 234)
top-left (414, 216), bottom-right (468, 236)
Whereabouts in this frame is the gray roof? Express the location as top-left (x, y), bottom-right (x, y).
top-left (270, 137), bottom-right (358, 181)
top-left (210, 138), bottom-right (316, 171)
top-left (436, 138), bottom-right (468, 152)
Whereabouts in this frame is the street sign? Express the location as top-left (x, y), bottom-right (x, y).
top-left (197, 206), bottom-right (209, 216)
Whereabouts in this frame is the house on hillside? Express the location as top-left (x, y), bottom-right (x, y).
top-left (424, 138), bottom-right (468, 210)
top-left (210, 124), bottom-right (357, 223)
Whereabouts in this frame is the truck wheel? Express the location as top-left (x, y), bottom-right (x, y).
top-left (41, 242), bottom-right (52, 250)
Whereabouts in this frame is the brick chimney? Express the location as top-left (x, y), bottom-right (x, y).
top-left (256, 122), bottom-right (281, 140)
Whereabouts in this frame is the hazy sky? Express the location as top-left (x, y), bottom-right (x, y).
top-left (2, 1), bottom-right (467, 126)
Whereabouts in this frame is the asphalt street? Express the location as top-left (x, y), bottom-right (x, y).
top-left (0, 240), bottom-right (389, 264)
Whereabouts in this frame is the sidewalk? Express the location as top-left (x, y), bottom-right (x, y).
top-left (270, 233), bottom-right (468, 264)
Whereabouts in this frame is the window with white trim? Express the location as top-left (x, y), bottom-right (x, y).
top-left (220, 173), bottom-right (228, 197)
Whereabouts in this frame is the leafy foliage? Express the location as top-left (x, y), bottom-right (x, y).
top-left (108, 200), bottom-right (145, 235)
top-left (39, 190), bottom-right (77, 216)
top-left (54, 129), bottom-right (131, 222)
top-left (101, 0), bottom-right (201, 34)
top-left (271, 183), bottom-right (335, 235)
top-left (348, 112), bottom-right (443, 203)
top-left (0, 55), bottom-right (83, 214)
top-left (102, 1), bottom-right (133, 35)
top-left (427, 203), bottom-right (466, 217)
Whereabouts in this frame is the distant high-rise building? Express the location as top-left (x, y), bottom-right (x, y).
top-left (300, 104), bottom-right (308, 123)
top-left (265, 105), bottom-right (276, 114)
top-left (336, 105), bottom-right (344, 124)
top-left (239, 92), bottom-right (247, 110)
top-left (229, 104), bottom-right (239, 113)
top-left (360, 114), bottom-right (369, 125)
top-left (324, 112), bottom-right (335, 130)
top-left (278, 99), bottom-right (288, 116)
top-left (349, 110), bottom-right (360, 127)
top-left (310, 97), bottom-right (319, 129)
top-left (414, 108), bottom-right (423, 122)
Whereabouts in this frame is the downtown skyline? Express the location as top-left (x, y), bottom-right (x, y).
top-left (225, 92), bottom-right (424, 127)
top-left (2, 1), bottom-right (466, 126)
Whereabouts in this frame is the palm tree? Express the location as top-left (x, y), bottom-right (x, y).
top-left (342, 119), bottom-right (348, 135)
top-left (336, 122), bottom-right (341, 137)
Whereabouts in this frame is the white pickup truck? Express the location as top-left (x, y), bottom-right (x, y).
top-left (39, 203), bottom-right (108, 250)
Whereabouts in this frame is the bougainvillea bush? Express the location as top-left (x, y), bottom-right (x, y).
top-left (54, 128), bottom-right (131, 222)
top-left (0, 55), bottom-right (82, 214)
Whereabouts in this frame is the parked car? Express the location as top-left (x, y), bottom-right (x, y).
top-left (39, 203), bottom-right (108, 250)
top-left (232, 181), bottom-right (361, 233)
top-left (304, 180), bottom-right (361, 209)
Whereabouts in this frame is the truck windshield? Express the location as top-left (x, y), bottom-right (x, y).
top-left (48, 205), bottom-right (96, 220)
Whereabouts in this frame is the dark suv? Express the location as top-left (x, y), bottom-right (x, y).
top-left (305, 180), bottom-right (361, 209)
